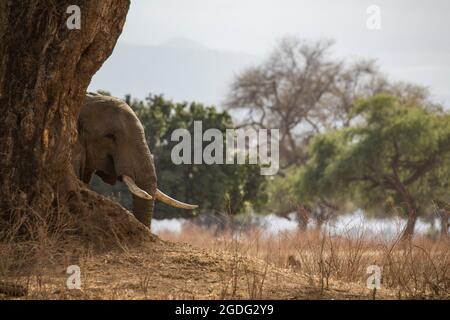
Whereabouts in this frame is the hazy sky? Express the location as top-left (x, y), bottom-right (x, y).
top-left (116, 0), bottom-right (450, 105)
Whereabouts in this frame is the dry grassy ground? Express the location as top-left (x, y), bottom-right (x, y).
top-left (0, 216), bottom-right (448, 300)
top-left (159, 223), bottom-right (450, 300)
top-left (1, 237), bottom-right (396, 300)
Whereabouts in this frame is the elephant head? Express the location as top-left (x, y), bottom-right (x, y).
top-left (72, 92), bottom-right (197, 228)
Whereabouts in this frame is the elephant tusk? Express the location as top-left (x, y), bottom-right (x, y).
top-left (122, 175), bottom-right (153, 200)
top-left (155, 189), bottom-right (198, 210)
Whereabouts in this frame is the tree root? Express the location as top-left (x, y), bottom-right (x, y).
top-left (68, 187), bottom-right (156, 250)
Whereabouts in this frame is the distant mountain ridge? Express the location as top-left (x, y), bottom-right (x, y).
top-left (89, 39), bottom-right (259, 107)
top-left (161, 37), bottom-right (209, 50)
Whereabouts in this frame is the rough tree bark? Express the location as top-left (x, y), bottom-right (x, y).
top-left (402, 209), bottom-right (418, 241)
top-left (0, 1), bottom-right (148, 244)
top-left (295, 204), bottom-right (310, 232)
top-left (398, 190), bottom-right (418, 241)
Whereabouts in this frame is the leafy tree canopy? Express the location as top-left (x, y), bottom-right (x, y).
top-left (296, 94), bottom-right (450, 237)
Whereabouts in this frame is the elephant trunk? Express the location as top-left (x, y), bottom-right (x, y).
top-left (131, 156), bottom-right (157, 228)
top-left (116, 140), bottom-right (157, 228)
top-left (132, 192), bottom-right (155, 228)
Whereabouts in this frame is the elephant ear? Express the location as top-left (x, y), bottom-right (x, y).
top-left (95, 170), bottom-right (117, 185)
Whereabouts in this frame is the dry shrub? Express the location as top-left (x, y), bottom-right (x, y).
top-left (159, 221), bottom-right (450, 299)
top-left (380, 237), bottom-right (450, 298)
top-left (215, 229), bottom-right (269, 299)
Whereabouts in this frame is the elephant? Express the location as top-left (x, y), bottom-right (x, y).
top-left (72, 92), bottom-right (197, 228)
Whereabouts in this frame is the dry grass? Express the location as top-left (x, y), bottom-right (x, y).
top-left (0, 187), bottom-right (154, 299)
top-left (1, 198), bottom-right (448, 300)
top-left (159, 222), bottom-right (450, 299)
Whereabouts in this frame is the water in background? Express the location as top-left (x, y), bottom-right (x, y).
top-left (152, 211), bottom-right (433, 239)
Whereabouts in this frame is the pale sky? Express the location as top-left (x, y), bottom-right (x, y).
top-left (115, 0), bottom-right (450, 105)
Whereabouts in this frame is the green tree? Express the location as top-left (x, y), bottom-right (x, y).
top-left (264, 167), bottom-right (351, 231)
top-left (297, 95), bottom-right (450, 239)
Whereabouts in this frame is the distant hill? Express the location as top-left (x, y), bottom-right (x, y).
top-left (89, 38), bottom-right (260, 107)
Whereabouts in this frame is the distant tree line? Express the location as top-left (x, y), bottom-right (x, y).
top-left (226, 36), bottom-right (449, 239)
top-left (93, 36), bottom-right (449, 239)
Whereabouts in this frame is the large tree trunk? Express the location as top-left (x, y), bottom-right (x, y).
top-left (296, 204), bottom-right (310, 232)
top-left (0, 1), bottom-right (133, 240)
top-left (396, 185), bottom-right (418, 241)
top-left (401, 209), bottom-right (417, 241)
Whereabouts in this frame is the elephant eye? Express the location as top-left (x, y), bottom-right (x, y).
top-left (105, 133), bottom-right (116, 141)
